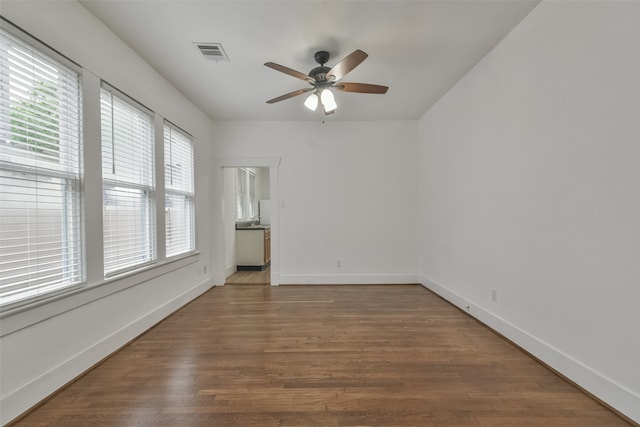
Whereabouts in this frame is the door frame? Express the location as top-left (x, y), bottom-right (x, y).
top-left (215, 157), bottom-right (281, 286)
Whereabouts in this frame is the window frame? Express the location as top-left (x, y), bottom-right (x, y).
top-left (100, 82), bottom-right (156, 278)
top-left (0, 22), bottom-right (84, 309)
top-left (0, 20), bottom-right (202, 320)
top-left (163, 120), bottom-right (195, 259)
top-left (236, 167), bottom-right (257, 221)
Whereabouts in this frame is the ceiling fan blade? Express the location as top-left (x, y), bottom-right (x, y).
top-left (266, 88), bottom-right (314, 104)
top-left (335, 82), bottom-right (388, 94)
top-left (264, 62), bottom-right (314, 82)
top-left (326, 49), bottom-right (368, 81)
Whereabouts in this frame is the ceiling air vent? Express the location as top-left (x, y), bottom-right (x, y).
top-left (194, 42), bottom-right (229, 62)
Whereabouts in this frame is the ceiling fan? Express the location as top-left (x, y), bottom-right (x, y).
top-left (264, 49), bottom-right (388, 115)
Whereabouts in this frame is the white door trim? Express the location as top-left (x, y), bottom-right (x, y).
top-left (216, 157), bottom-right (281, 286)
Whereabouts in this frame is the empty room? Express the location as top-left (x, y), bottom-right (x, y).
top-left (0, 1), bottom-right (638, 426)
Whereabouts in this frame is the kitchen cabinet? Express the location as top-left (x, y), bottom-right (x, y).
top-left (236, 227), bottom-right (270, 270)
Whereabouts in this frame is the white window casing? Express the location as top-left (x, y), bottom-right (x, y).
top-left (100, 83), bottom-right (156, 277)
top-left (236, 167), bottom-right (256, 221)
top-left (163, 121), bottom-right (195, 258)
top-left (0, 26), bottom-right (83, 307)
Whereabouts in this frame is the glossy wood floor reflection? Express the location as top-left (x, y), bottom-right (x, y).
top-left (225, 267), bottom-right (270, 285)
top-left (14, 285), bottom-right (631, 426)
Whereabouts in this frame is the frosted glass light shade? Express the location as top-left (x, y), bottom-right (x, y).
top-left (320, 89), bottom-right (337, 112)
top-left (304, 93), bottom-right (318, 111)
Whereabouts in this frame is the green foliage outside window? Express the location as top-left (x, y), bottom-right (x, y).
top-left (9, 80), bottom-right (60, 158)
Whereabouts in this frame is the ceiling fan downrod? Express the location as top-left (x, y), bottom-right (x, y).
top-left (309, 51), bottom-right (332, 84)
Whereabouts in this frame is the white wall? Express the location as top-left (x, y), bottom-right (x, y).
top-left (0, 2), bottom-right (217, 424)
top-left (213, 120), bottom-right (419, 285)
top-left (223, 168), bottom-right (238, 276)
top-left (257, 167), bottom-right (271, 200)
top-left (417, 1), bottom-right (640, 422)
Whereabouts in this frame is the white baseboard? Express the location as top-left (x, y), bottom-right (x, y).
top-left (213, 271), bottom-right (227, 286)
top-left (224, 265), bottom-right (236, 279)
top-left (1, 278), bottom-right (213, 425)
top-left (279, 273), bottom-right (418, 285)
top-left (270, 270), bottom-right (280, 286)
top-left (419, 275), bottom-right (640, 425)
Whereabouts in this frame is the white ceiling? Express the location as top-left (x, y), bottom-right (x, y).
top-left (79, 0), bottom-right (539, 122)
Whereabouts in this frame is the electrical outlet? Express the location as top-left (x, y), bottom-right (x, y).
top-left (203, 265), bottom-right (207, 274)
top-left (491, 288), bottom-right (498, 302)
top-left (336, 260), bottom-right (342, 268)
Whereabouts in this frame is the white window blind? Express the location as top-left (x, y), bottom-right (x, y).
top-left (0, 27), bottom-right (83, 307)
top-left (236, 168), bottom-right (247, 220)
top-left (235, 168), bottom-right (256, 220)
top-left (248, 172), bottom-right (256, 218)
top-left (101, 84), bottom-right (155, 276)
top-left (163, 122), bottom-right (195, 258)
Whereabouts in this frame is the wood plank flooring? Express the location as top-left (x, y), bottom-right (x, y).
top-left (225, 268), bottom-right (270, 284)
top-left (13, 285), bottom-right (631, 426)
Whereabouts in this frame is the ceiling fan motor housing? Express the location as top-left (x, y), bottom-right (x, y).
top-left (309, 66), bottom-right (331, 83)
top-left (309, 51), bottom-right (332, 84)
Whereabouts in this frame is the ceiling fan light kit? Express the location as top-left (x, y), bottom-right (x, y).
top-left (265, 49), bottom-right (388, 116)
top-left (320, 89), bottom-right (337, 112)
top-left (304, 88), bottom-right (336, 113)
top-left (304, 92), bottom-right (319, 111)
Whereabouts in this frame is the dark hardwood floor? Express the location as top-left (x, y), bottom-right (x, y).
top-left (12, 285), bottom-right (631, 426)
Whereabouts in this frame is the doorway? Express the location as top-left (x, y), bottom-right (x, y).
top-left (224, 166), bottom-right (270, 285)
top-left (216, 158), bottom-right (280, 286)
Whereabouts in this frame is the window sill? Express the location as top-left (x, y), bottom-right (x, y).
top-left (0, 252), bottom-right (200, 336)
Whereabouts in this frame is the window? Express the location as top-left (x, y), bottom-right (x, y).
top-left (164, 122), bottom-right (195, 258)
top-left (101, 84), bottom-right (155, 276)
top-left (0, 27), bottom-right (83, 307)
top-left (249, 172), bottom-right (256, 218)
top-left (236, 168), bottom-right (247, 220)
top-left (235, 168), bottom-right (256, 220)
